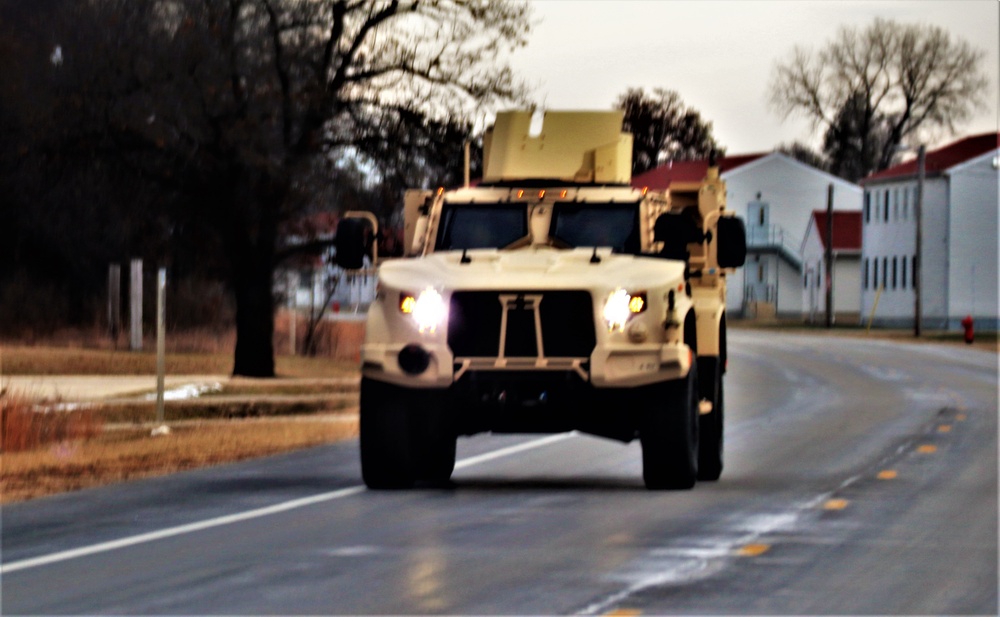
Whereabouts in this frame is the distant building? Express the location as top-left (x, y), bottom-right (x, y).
top-left (860, 132), bottom-right (999, 330)
top-left (800, 211), bottom-right (862, 324)
top-left (634, 153), bottom-right (863, 319)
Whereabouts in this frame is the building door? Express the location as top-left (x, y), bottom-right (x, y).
top-left (747, 200), bottom-right (769, 245)
top-left (747, 255), bottom-right (771, 302)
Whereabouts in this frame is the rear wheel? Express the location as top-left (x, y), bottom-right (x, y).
top-left (696, 356), bottom-right (724, 481)
top-left (640, 364), bottom-right (699, 490)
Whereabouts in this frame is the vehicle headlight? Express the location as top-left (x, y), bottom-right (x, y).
top-left (399, 287), bottom-right (447, 334)
top-left (603, 288), bottom-right (647, 332)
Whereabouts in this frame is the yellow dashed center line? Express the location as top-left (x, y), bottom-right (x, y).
top-left (823, 498), bottom-right (849, 510)
top-left (956, 413), bottom-right (968, 421)
top-left (604, 610), bottom-right (642, 617)
top-left (877, 470), bottom-right (898, 480)
top-left (938, 424), bottom-right (953, 433)
top-left (737, 543), bottom-right (771, 557)
top-left (917, 444), bottom-right (938, 454)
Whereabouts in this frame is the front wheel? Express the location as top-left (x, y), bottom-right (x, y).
top-left (360, 378), bottom-right (417, 489)
top-left (359, 379), bottom-right (456, 489)
top-left (640, 365), bottom-right (699, 490)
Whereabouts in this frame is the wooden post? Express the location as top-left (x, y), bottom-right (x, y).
top-left (108, 264), bottom-right (121, 348)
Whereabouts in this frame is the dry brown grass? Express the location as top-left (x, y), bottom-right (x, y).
top-left (1, 415), bottom-right (359, 503)
top-left (0, 345), bottom-right (358, 377)
top-left (1, 390), bottom-right (103, 452)
top-left (0, 338), bottom-right (365, 503)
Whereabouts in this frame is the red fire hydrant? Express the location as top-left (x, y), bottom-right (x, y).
top-left (961, 314), bottom-right (974, 345)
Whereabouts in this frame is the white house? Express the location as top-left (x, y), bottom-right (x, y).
top-left (800, 210), bottom-right (862, 324)
top-left (634, 153), bottom-right (863, 318)
top-left (860, 133), bottom-right (999, 330)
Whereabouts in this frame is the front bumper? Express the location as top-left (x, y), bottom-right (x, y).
top-left (360, 340), bottom-right (692, 389)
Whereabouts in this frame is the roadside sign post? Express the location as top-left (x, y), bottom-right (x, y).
top-left (155, 268), bottom-right (166, 424)
top-left (130, 259), bottom-right (143, 351)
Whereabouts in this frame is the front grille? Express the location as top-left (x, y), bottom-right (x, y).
top-left (448, 290), bottom-right (596, 358)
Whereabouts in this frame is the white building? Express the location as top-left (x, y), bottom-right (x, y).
top-left (634, 153), bottom-right (863, 318)
top-left (800, 211), bottom-right (862, 323)
top-left (860, 133), bottom-right (999, 330)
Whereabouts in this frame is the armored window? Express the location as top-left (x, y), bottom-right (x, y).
top-left (549, 202), bottom-right (641, 254)
top-left (435, 203), bottom-right (528, 250)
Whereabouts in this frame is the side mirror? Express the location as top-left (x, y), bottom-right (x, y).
top-left (654, 211), bottom-right (702, 261)
top-left (716, 216), bottom-right (747, 268)
top-left (335, 217), bottom-right (372, 270)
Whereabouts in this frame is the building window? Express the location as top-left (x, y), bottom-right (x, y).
top-left (863, 258), bottom-right (869, 289)
top-left (882, 256), bottom-right (888, 289)
top-left (884, 192), bottom-right (889, 222)
top-left (816, 261), bottom-right (822, 288)
top-left (892, 257), bottom-right (898, 289)
top-left (893, 189), bottom-right (899, 221)
top-left (901, 258), bottom-right (907, 290)
top-left (873, 258), bottom-right (879, 290)
top-left (864, 193), bottom-right (871, 223)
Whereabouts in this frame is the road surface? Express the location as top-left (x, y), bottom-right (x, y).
top-left (3, 331), bottom-right (996, 614)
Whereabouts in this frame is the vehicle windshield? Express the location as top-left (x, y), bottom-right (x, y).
top-left (549, 202), bottom-right (641, 254)
top-left (435, 203), bottom-right (528, 250)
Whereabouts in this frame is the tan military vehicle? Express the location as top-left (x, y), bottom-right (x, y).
top-left (336, 110), bottom-right (746, 490)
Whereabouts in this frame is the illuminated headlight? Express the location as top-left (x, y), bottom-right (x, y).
top-left (399, 288), bottom-right (447, 334)
top-left (603, 288), bottom-right (647, 332)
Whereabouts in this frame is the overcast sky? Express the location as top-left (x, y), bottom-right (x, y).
top-left (508, 1), bottom-right (1000, 155)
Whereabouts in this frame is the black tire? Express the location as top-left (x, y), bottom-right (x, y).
top-left (360, 378), bottom-right (456, 488)
top-left (360, 378), bottom-right (417, 489)
top-left (640, 364), bottom-right (699, 490)
top-left (412, 405), bottom-right (457, 483)
top-left (697, 356), bottom-right (724, 481)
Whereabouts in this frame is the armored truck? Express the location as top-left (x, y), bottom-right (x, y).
top-left (336, 110), bottom-right (746, 490)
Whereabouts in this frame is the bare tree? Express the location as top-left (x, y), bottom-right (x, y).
top-left (30, 0), bottom-right (530, 376)
top-left (769, 18), bottom-right (989, 180)
top-left (615, 87), bottom-right (724, 176)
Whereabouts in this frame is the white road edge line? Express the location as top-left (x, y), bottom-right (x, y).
top-left (2, 433), bottom-right (575, 574)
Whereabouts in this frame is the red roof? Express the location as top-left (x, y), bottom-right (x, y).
top-left (811, 210), bottom-right (862, 251)
top-left (631, 153), bottom-right (767, 190)
top-left (864, 133), bottom-right (999, 183)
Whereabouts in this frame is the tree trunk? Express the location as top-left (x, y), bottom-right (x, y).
top-left (226, 170), bottom-right (283, 378)
top-left (232, 253), bottom-right (276, 377)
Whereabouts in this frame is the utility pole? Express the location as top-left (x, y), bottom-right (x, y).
top-left (824, 183), bottom-right (834, 328)
top-left (914, 145), bottom-right (925, 337)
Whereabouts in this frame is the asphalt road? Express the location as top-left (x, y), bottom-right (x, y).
top-left (3, 331), bottom-right (996, 615)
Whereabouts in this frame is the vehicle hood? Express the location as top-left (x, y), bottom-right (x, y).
top-left (377, 248), bottom-right (686, 292)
